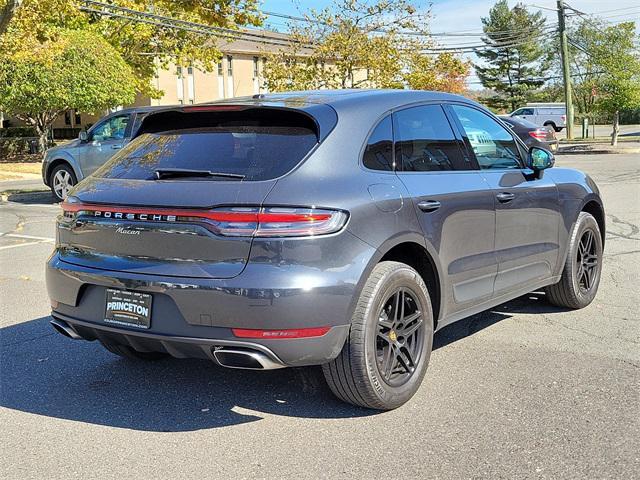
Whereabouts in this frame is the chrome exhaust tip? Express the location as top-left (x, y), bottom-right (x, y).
top-left (50, 318), bottom-right (83, 340)
top-left (213, 347), bottom-right (285, 370)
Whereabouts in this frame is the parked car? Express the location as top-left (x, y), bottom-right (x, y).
top-left (510, 103), bottom-right (566, 132)
top-left (47, 90), bottom-right (605, 410)
top-left (42, 106), bottom-right (161, 201)
top-left (499, 115), bottom-right (559, 152)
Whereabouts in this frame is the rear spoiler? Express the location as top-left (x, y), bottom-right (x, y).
top-left (134, 103), bottom-right (338, 142)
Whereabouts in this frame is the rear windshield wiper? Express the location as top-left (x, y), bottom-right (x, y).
top-left (155, 168), bottom-right (245, 180)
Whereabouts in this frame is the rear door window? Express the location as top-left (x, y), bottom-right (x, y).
top-left (96, 109), bottom-right (319, 182)
top-left (394, 105), bottom-right (469, 171)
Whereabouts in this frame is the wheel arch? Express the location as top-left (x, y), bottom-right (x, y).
top-left (353, 233), bottom-right (445, 329)
top-left (45, 157), bottom-right (81, 185)
top-left (581, 198), bottom-right (606, 248)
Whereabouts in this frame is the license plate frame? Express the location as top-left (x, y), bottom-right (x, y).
top-left (104, 288), bottom-right (152, 329)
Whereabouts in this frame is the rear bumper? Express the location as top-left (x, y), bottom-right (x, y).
top-left (50, 312), bottom-right (349, 367)
top-left (45, 231), bottom-right (375, 365)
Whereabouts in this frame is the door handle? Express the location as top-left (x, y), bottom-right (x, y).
top-left (496, 192), bottom-right (515, 203)
top-left (417, 200), bottom-right (441, 212)
top-left (111, 144), bottom-right (122, 150)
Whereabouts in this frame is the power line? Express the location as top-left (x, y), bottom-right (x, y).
top-left (466, 70), bottom-right (606, 85)
top-left (259, 8), bottom-right (558, 39)
top-left (426, 32), bottom-right (558, 53)
top-left (79, 0), bottom-right (313, 48)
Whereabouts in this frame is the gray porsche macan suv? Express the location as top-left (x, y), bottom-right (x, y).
top-left (47, 90), bottom-right (605, 410)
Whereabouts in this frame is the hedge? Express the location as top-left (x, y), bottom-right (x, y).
top-left (0, 126), bottom-right (37, 138)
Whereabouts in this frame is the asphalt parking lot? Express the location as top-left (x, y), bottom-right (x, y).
top-left (1, 154), bottom-right (638, 479)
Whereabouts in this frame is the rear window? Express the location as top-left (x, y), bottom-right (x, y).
top-left (95, 109), bottom-right (319, 181)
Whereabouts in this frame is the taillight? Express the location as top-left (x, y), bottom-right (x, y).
top-left (60, 200), bottom-right (348, 238)
top-left (529, 129), bottom-right (548, 141)
top-left (561, 115), bottom-right (566, 122)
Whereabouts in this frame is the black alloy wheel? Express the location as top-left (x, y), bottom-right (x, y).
top-left (375, 288), bottom-right (425, 387)
top-left (576, 229), bottom-right (599, 294)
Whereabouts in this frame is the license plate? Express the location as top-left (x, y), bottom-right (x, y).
top-left (550, 144), bottom-right (558, 151)
top-left (105, 288), bottom-right (152, 329)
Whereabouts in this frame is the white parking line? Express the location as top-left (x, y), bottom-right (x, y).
top-left (0, 240), bottom-right (51, 250)
top-left (2, 233), bottom-right (55, 241)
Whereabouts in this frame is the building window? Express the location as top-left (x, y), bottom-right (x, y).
top-left (227, 55), bottom-right (233, 76)
top-left (74, 112), bottom-right (81, 125)
top-left (64, 111), bottom-right (71, 125)
top-left (217, 61), bottom-right (223, 76)
top-left (253, 56), bottom-right (259, 78)
top-left (187, 66), bottom-right (195, 103)
top-left (176, 66), bottom-right (182, 77)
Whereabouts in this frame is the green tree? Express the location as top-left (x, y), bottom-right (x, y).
top-left (0, 28), bottom-right (136, 150)
top-left (475, 0), bottom-right (551, 112)
top-left (262, 0), bottom-right (469, 93)
top-left (568, 20), bottom-right (640, 145)
top-left (1, 0), bottom-right (262, 97)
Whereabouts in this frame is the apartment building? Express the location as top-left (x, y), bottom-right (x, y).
top-left (44, 34), bottom-right (275, 132)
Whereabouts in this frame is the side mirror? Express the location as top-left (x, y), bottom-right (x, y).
top-left (79, 130), bottom-right (88, 142)
top-left (528, 146), bottom-right (554, 171)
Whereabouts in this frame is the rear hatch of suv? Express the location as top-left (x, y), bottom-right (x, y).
top-left (57, 105), bottom-right (334, 279)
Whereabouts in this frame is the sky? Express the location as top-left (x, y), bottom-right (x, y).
top-left (258, 0), bottom-right (640, 89)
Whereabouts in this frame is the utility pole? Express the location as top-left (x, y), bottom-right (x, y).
top-left (557, 0), bottom-right (574, 139)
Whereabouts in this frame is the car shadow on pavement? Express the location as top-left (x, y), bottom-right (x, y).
top-left (434, 291), bottom-right (567, 350)
top-left (1, 293), bottom-right (566, 432)
top-left (4, 191), bottom-right (57, 205)
top-left (0, 316), bottom-right (374, 431)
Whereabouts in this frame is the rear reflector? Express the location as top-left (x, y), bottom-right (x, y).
top-left (61, 200), bottom-right (347, 238)
top-left (232, 327), bottom-right (331, 339)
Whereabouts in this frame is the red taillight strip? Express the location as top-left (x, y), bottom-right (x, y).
top-left (61, 202), bottom-right (332, 223)
top-left (232, 326), bottom-right (331, 339)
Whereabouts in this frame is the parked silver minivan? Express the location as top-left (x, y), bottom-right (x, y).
top-left (510, 103), bottom-right (566, 132)
top-left (42, 107), bottom-right (160, 200)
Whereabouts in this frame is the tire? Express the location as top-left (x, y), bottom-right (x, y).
top-left (322, 261), bottom-right (434, 410)
top-left (545, 212), bottom-right (603, 309)
top-left (49, 163), bottom-right (77, 201)
top-left (100, 341), bottom-right (169, 361)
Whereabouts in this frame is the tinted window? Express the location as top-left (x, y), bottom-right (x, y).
top-left (395, 105), bottom-right (466, 172)
top-left (96, 110), bottom-right (318, 182)
top-left (514, 108), bottom-right (534, 115)
top-left (91, 114), bottom-right (130, 141)
top-left (363, 115), bottom-right (393, 171)
top-left (452, 105), bottom-right (521, 170)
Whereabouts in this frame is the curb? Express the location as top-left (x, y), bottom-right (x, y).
top-left (1, 188), bottom-right (50, 202)
top-left (557, 148), bottom-right (640, 155)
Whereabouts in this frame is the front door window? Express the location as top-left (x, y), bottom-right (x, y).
top-left (452, 105), bottom-right (522, 170)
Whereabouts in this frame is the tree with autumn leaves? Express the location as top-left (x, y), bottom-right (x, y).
top-left (0, 0), bottom-right (261, 148)
top-left (0, 0), bottom-right (470, 151)
top-left (262, 0), bottom-right (470, 94)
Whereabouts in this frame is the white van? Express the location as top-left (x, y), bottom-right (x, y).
top-left (510, 103), bottom-right (566, 132)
